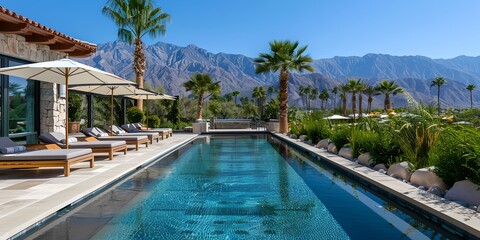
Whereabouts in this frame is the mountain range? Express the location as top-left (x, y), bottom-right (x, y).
top-left (76, 41), bottom-right (480, 108)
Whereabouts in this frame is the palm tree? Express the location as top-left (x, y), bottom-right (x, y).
top-left (331, 86), bottom-right (339, 110)
top-left (347, 79), bottom-right (362, 119)
top-left (305, 85), bottom-right (312, 110)
top-left (340, 83), bottom-right (349, 116)
top-left (183, 73), bottom-right (221, 120)
top-left (357, 80), bottom-right (366, 117)
top-left (375, 80), bottom-right (403, 112)
top-left (467, 84), bottom-right (476, 109)
top-left (431, 77), bottom-right (446, 115)
top-left (364, 84), bottom-right (379, 113)
top-left (299, 85), bottom-right (306, 109)
top-left (103, 0), bottom-right (170, 110)
top-left (319, 89), bottom-right (330, 110)
top-left (310, 88), bottom-right (319, 110)
top-left (232, 90), bottom-right (240, 105)
top-left (267, 85), bottom-right (276, 100)
top-left (252, 86), bottom-right (267, 117)
top-left (255, 40), bottom-right (314, 133)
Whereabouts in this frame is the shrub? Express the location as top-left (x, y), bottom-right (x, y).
top-left (160, 120), bottom-right (175, 129)
top-left (146, 115), bottom-right (161, 128)
top-left (330, 126), bottom-right (351, 149)
top-left (304, 112), bottom-right (330, 143)
top-left (126, 107), bottom-right (145, 124)
top-left (68, 93), bottom-right (83, 122)
top-left (369, 124), bottom-right (402, 166)
top-left (429, 126), bottom-right (480, 186)
top-left (349, 128), bottom-right (378, 158)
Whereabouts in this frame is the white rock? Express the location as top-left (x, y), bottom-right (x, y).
top-left (327, 143), bottom-right (337, 154)
top-left (444, 180), bottom-right (480, 207)
top-left (358, 152), bottom-right (374, 166)
top-left (374, 164), bottom-right (387, 171)
top-left (410, 168), bottom-right (447, 192)
top-left (477, 205), bottom-right (480, 213)
top-left (316, 139), bottom-right (330, 149)
top-left (378, 169), bottom-right (387, 174)
top-left (427, 186), bottom-right (444, 197)
top-left (299, 135), bottom-right (307, 141)
top-left (338, 147), bottom-right (353, 160)
top-left (387, 162), bottom-right (412, 182)
top-left (418, 186), bottom-right (427, 191)
top-left (290, 134), bottom-right (297, 139)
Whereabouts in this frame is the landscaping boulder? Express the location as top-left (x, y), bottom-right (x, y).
top-left (387, 161), bottom-right (412, 181)
top-left (299, 135), bottom-right (307, 141)
top-left (444, 180), bottom-right (480, 207)
top-left (374, 164), bottom-right (387, 171)
top-left (316, 139), bottom-right (330, 149)
top-left (358, 152), bottom-right (374, 166)
top-left (410, 168), bottom-right (447, 193)
top-left (338, 147), bottom-right (353, 160)
top-left (427, 186), bottom-right (443, 197)
top-left (327, 143), bottom-right (337, 154)
top-left (290, 134), bottom-right (297, 139)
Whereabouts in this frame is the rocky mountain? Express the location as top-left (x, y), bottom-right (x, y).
top-left (76, 41), bottom-right (480, 108)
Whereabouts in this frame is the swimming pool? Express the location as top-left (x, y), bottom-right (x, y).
top-left (24, 135), bottom-right (455, 239)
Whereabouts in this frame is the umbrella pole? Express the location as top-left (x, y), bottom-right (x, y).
top-left (146, 95), bottom-right (149, 128)
top-left (65, 68), bottom-right (69, 149)
top-left (110, 88), bottom-right (114, 134)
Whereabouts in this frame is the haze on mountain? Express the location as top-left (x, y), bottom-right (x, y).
top-left (77, 41), bottom-right (480, 108)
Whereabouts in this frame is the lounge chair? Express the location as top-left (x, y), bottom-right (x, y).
top-left (82, 127), bottom-right (149, 151)
top-left (39, 132), bottom-right (127, 160)
top-left (121, 124), bottom-right (168, 140)
top-left (132, 122), bottom-right (173, 137)
top-left (0, 137), bottom-right (94, 177)
top-left (108, 125), bottom-right (161, 144)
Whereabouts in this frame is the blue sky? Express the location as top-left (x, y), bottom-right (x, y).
top-left (2, 0), bottom-right (480, 59)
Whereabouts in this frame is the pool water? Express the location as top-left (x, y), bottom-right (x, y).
top-left (25, 135), bottom-right (453, 240)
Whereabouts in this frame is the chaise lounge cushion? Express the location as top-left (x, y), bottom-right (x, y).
top-left (111, 125), bottom-right (159, 137)
top-left (40, 132), bottom-right (126, 148)
top-left (97, 136), bottom-right (147, 141)
top-left (0, 149), bottom-right (92, 161)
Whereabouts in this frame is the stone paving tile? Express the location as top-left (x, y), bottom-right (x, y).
top-left (2, 180), bottom-right (48, 190)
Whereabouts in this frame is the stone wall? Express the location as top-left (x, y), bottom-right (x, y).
top-left (0, 33), bottom-right (67, 134)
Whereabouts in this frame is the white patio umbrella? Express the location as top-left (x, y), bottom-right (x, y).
top-left (323, 114), bottom-right (350, 120)
top-left (0, 58), bottom-right (132, 148)
top-left (127, 91), bottom-right (176, 128)
top-left (69, 84), bottom-right (156, 133)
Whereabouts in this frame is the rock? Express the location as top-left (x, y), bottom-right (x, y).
top-left (410, 168), bottom-right (447, 192)
top-left (358, 152), bottom-right (374, 166)
top-left (418, 186), bottom-right (427, 191)
top-left (427, 186), bottom-right (444, 197)
top-left (387, 162), bottom-right (412, 181)
top-left (327, 143), bottom-right (337, 154)
top-left (477, 205), bottom-right (480, 213)
top-left (316, 139), bottom-right (330, 149)
top-left (290, 134), bottom-right (297, 139)
top-left (444, 180), bottom-right (480, 207)
top-left (374, 164), bottom-right (387, 171)
top-left (306, 140), bottom-right (312, 145)
top-left (338, 147), bottom-right (353, 160)
top-left (299, 135), bottom-right (307, 141)
top-left (378, 169), bottom-right (387, 174)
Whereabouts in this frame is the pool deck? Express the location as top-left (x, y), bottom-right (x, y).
top-left (273, 133), bottom-right (480, 239)
top-left (0, 133), bottom-right (197, 239)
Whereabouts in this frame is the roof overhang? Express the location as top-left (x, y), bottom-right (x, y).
top-left (0, 7), bottom-right (96, 57)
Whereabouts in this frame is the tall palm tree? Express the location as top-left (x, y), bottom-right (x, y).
top-left (331, 86), bottom-right (339, 110)
top-left (103, 0), bottom-right (170, 110)
top-left (347, 79), bottom-right (362, 120)
top-left (232, 90), bottom-right (240, 105)
top-left (299, 85), bottom-right (306, 109)
top-left (467, 84), bottom-right (476, 109)
top-left (431, 77), bottom-right (446, 115)
top-left (357, 80), bottom-right (366, 117)
top-left (305, 85), bottom-right (312, 110)
top-left (183, 73), bottom-right (221, 120)
top-left (375, 80), bottom-right (403, 112)
top-left (340, 83), bottom-right (349, 116)
top-left (310, 88), bottom-right (319, 110)
top-left (319, 89), bottom-right (330, 110)
top-left (267, 85), bottom-right (275, 100)
top-left (364, 84), bottom-right (379, 113)
top-left (252, 86), bottom-right (267, 117)
top-left (255, 40), bottom-right (313, 133)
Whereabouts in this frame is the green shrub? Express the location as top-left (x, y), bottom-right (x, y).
top-left (176, 121), bottom-right (190, 130)
top-left (349, 129), bottom-right (378, 158)
top-left (429, 126), bottom-right (480, 186)
top-left (68, 93), bottom-right (83, 122)
top-left (146, 115), bottom-right (161, 128)
top-left (160, 121), bottom-right (175, 129)
top-left (369, 124), bottom-right (403, 166)
top-left (330, 126), bottom-right (351, 149)
top-left (304, 112), bottom-right (330, 143)
top-left (126, 107), bottom-right (145, 124)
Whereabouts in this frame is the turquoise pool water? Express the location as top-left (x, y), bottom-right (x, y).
top-left (26, 135), bottom-right (453, 239)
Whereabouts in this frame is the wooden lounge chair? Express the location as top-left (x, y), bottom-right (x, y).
top-left (108, 125), bottom-right (161, 144)
top-left (0, 137), bottom-right (94, 177)
top-left (132, 122), bottom-right (173, 137)
top-left (81, 127), bottom-right (149, 151)
top-left (122, 124), bottom-right (168, 140)
top-left (39, 132), bottom-right (127, 160)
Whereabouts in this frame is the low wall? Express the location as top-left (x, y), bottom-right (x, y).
top-left (214, 119), bottom-right (251, 129)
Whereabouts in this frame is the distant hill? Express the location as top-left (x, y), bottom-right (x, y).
top-left (76, 41), bottom-right (480, 108)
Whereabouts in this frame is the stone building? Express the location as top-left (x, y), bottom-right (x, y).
top-left (0, 7), bottom-right (96, 143)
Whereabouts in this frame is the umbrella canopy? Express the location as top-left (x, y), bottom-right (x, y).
top-left (126, 91), bottom-right (176, 128)
top-left (323, 114), bottom-right (350, 120)
top-left (0, 58), bottom-right (132, 148)
top-left (69, 84), bottom-right (156, 132)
